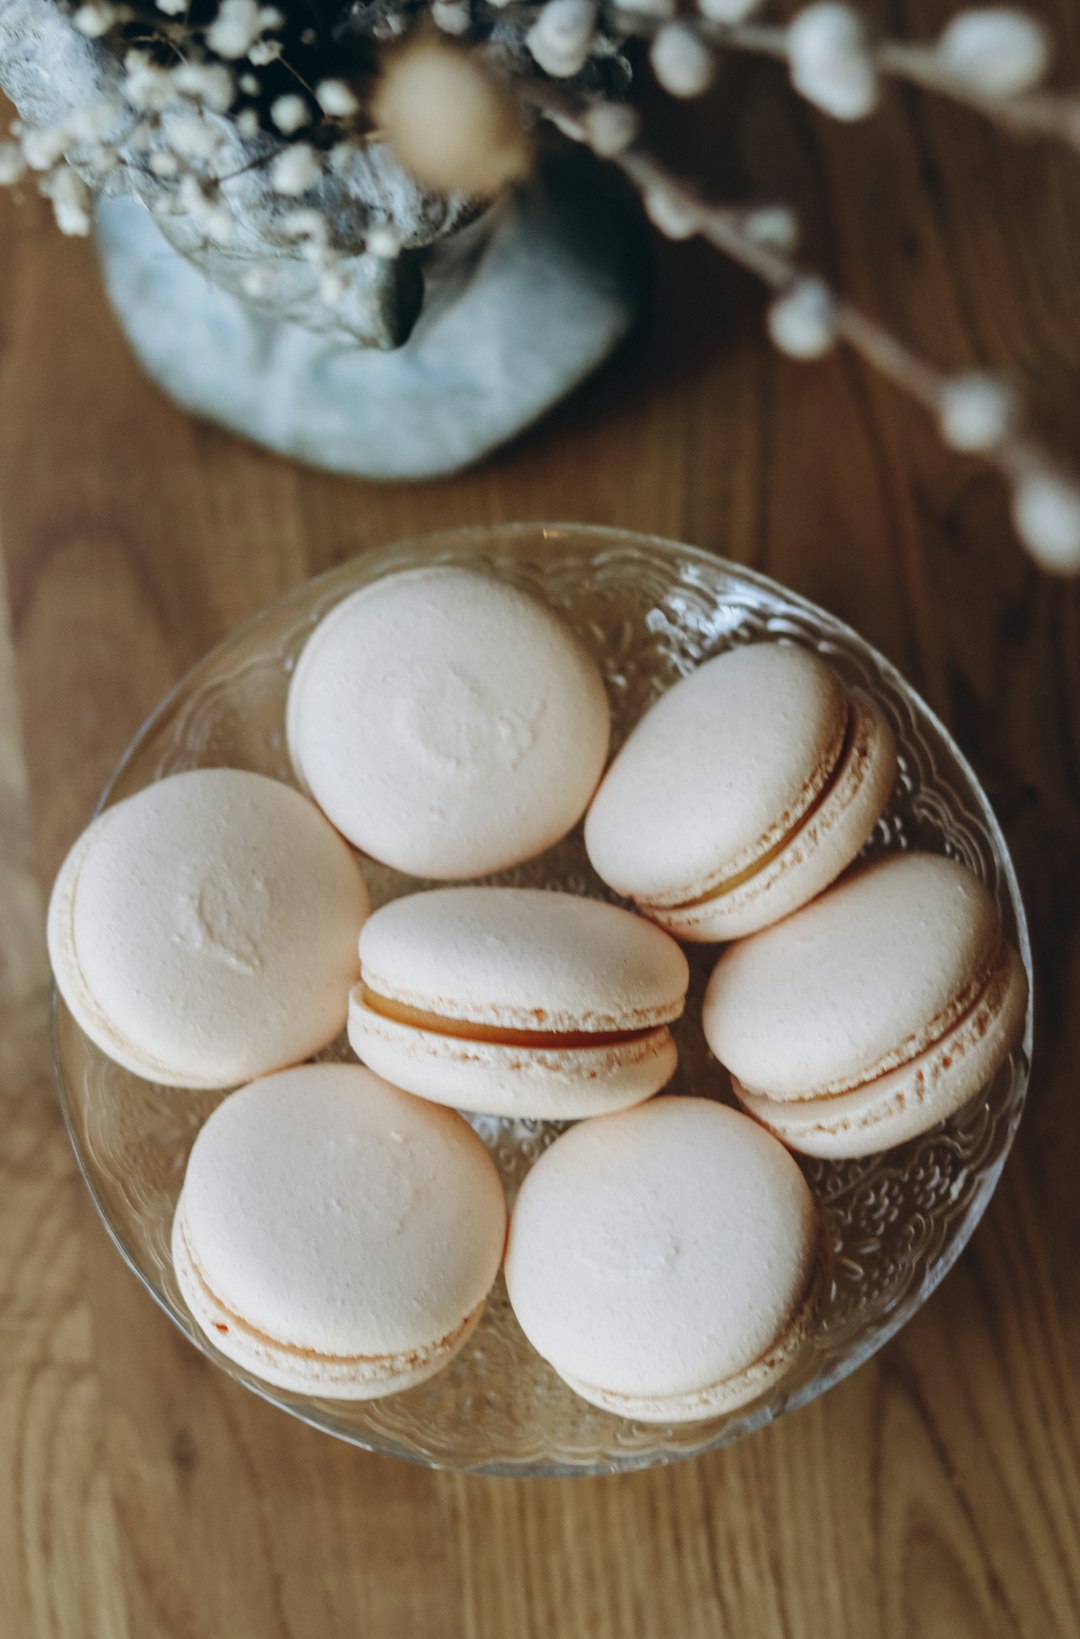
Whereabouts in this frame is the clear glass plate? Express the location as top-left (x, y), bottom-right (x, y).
top-left (53, 524), bottom-right (1033, 1476)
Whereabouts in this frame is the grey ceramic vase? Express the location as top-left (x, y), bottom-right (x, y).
top-left (0, 0), bottom-right (645, 478)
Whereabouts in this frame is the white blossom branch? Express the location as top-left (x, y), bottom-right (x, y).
top-left (524, 77), bottom-right (1080, 572)
top-left (507, 0), bottom-right (1080, 154)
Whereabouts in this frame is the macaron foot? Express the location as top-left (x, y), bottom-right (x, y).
top-left (733, 939), bottom-right (1028, 1159)
top-left (646, 694), bottom-right (897, 942)
top-left (174, 1212), bottom-right (486, 1399)
top-left (558, 1246), bottom-right (828, 1424)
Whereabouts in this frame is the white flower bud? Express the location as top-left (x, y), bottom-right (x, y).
top-left (651, 23), bottom-right (715, 98)
top-left (74, 2), bottom-right (118, 37)
top-left (236, 109), bottom-right (261, 138)
top-left (583, 102), bottom-right (640, 155)
top-left (123, 55), bottom-right (176, 113)
top-left (271, 94), bottom-right (310, 134)
top-left (432, 0), bottom-right (472, 34)
top-left (46, 167), bottom-right (92, 235)
top-left (249, 40), bottom-right (284, 66)
top-left (527, 0), bottom-right (597, 78)
top-left (767, 278), bottom-right (837, 358)
top-left (1012, 471), bottom-right (1080, 572)
top-left (149, 149), bottom-right (181, 176)
top-left (937, 9), bottom-right (1049, 98)
top-left (317, 79), bottom-right (361, 118)
top-left (366, 224), bottom-right (400, 258)
top-left (207, 0), bottom-right (263, 58)
top-left (0, 142), bottom-right (27, 185)
top-left (271, 143), bottom-right (322, 195)
top-left (164, 109), bottom-right (223, 160)
top-left (173, 63), bottom-right (237, 114)
top-left (644, 185), bottom-right (700, 239)
top-left (787, 3), bottom-right (879, 120)
top-left (21, 124), bottom-right (69, 171)
top-left (374, 40), bottom-right (530, 196)
top-left (698, 0), bottom-right (762, 20)
top-left (743, 203), bottom-right (800, 252)
top-left (156, 0), bottom-right (187, 14)
top-left (938, 373), bottom-right (1014, 452)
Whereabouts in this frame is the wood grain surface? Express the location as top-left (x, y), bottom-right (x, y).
top-left (2, 6), bottom-right (1080, 1631)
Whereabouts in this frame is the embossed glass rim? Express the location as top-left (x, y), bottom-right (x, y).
top-left (52, 523), bottom-right (1034, 1477)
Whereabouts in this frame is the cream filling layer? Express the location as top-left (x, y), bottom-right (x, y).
top-left (358, 986), bottom-right (675, 1049)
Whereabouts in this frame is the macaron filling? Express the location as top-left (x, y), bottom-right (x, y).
top-left (357, 985), bottom-right (666, 1051)
top-left (650, 696), bottom-right (873, 914)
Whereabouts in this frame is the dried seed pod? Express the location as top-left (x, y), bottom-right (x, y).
top-left (375, 38), bottom-right (531, 198)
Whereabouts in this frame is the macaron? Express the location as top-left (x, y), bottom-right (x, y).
top-left (48, 768), bottom-right (370, 1089)
top-left (504, 1097), bottom-right (825, 1422)
top-left (286, 566), bottom-right (611, 878)
top-left (585, 642), bottom-right (897, 940)
top-left (703, 852), bottom-right (1028, 1158)
top-left (172, 1064), bottom-right (507, 1398)
top-left (348, 886), bottom-right (690, 1119)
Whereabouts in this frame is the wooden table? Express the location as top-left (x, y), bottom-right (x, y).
top-left (2, 22), bottom-right (1079, 1634)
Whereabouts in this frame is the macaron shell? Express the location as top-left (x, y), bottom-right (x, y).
top-left (173, 1209), bottom-right (486, 1399)
top-left (647, 695), bottom-right (897, 941)
top-left (703, 853), bottom-right (1004, 1100)
top-left (48, 770), bottom-right (370, 1088)
top-left (559, 1248), bottom-right (827, 1423)
top-left (735, 938), bottom-right (1028, 1158)
top-left (358, 888), bottom-right (689, 1034)
top-left (504, 1099), bottom-right (823, 1413)
top-left (286, 567), bottom-right (611, 879)
top-left (348, 990), bottom-right (678, 1118)
top-left (48, 815), bottom-right (218, 1087)
top-left (585, 644), bottom-right (849, 905)
top-left (174, 1065), bottom-right (507, 1396)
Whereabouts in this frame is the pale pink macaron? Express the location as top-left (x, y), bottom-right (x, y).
top-left (585, 642), bottom-right (897, 940)
top-left (173, 1064), bottom-right (507, 1398)
top-left (703, 852), bottom-right (1028, 1158)
top-left (286, 567), bottom-right (611, 879)
top-left (48, 768), bottom-right (370, 1089)
top-left (504, 1097), bottom-right (826, 1422)
top-left (348, 887), bottom-right (690, 1119)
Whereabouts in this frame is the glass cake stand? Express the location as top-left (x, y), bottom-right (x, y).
top-left (53, 524), bottom-right (1033, 1475)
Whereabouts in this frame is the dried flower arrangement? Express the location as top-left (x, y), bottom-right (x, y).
top-left (2, 0), bottom-right (1079, 569)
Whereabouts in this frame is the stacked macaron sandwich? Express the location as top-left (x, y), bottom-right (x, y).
top-left (48, 567), bottom-right (1028, 1423)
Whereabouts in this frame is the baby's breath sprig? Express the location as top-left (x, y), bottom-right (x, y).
top-left (3, 0), bottom-right (1080, 567)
